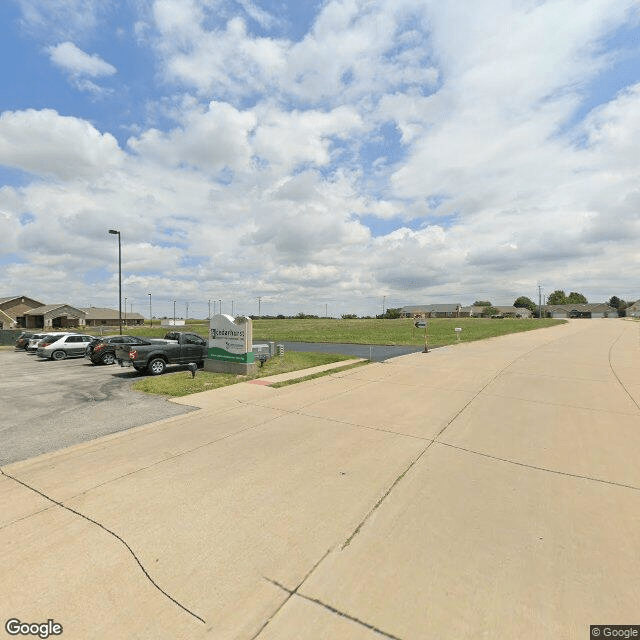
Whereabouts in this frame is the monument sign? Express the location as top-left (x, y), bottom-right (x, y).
top-left (208, 314), bottom-right (254, 364)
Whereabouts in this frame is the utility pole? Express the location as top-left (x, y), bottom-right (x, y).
top-left (185, 302), bottom-right (189, 320)
top-left (108, 229), bottom-right (122, 335)
top-left (231, 300), bottom-right (234, 316)
top-left (538, 285), bottom-right (543, 319)
top-left (208, 299), bottom-right (211, 319)
top-left (257, 296), bottom-right (262, 317)
top-left (382, 295), bottom-right (386, 317)
top-left (173, 300), bottom-right (176, 326)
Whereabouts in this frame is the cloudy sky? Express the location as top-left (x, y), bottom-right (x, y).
top-left (1, 0), bottom-right (640, 318)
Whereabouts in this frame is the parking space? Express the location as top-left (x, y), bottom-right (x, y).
top-left (0, 350), bottom-right (196, 465)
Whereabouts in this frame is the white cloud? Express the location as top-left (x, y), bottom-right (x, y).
top-left (15, 0), bottom-right (110, 41)
top-left (127, 101), bottom-right (256, 173)
top-left (0, 109), bottom-right (124, 180)
top-left (48, 42), bottom-right (116, 77)
top-left (3, 0), bottom-right (640, 315)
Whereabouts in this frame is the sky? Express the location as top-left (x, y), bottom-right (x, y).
top-left (1, 0), bottom-right (640, 319)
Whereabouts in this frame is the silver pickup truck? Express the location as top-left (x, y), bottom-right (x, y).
top-left (115, 331), bottom-right (207, 375)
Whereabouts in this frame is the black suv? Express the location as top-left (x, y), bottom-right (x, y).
top-left (85, 335), bottom-right (153, 365)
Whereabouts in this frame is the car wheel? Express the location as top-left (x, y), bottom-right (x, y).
top-left (147, 358), bottom-right (166, 375)
top-left (51, 350), bottom-right (67, 361)
top-left (101, 353), bottom-right (116, 365)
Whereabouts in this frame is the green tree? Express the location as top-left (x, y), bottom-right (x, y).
top-left (547, 290), bottom-right (567, 305)
top-left (566, 292), bottom-right (588, 303)
top-left (473, 300), bottom-right (492, 307)
top-left (479, 305), bottom-right (499, 316)
top-left (513, 296), bottom-right (537, 313)
top-left (376, 307), bottom-right (402, 319)
top-left (609, 296), bottom-right (628, 316)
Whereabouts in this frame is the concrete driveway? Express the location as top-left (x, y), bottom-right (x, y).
top-left (2, 319), bottom-right (639, 639)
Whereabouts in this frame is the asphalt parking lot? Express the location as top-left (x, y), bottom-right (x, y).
top-left (0, 349), bottom-right (196, 465)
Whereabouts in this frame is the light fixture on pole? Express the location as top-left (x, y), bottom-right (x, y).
top-left (108, 229), bottom-right (122, 335)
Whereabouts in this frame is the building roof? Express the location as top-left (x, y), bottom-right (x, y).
top-left (25, 304), bottom-right (87, 316)
top-left (542, 303), bottom-right (614, 312)
top-left (401, 304), bottom-right (462, 313)
top-left (0, 295), bottom-right (46, 307)
top-left (82, 307), bottom-right (145, 320)
top-left (0, 308), bottom-right (16, 323)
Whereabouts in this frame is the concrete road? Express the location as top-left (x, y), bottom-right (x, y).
top-left (0, 351), bottom-right (195, 465)
top-left (2, 319), bottom-right (639, 639)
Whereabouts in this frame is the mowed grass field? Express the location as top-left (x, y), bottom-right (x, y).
top-left (85, 317), bottom-right (565, 347)
top-left (252, 317), bottom-right (565, 347)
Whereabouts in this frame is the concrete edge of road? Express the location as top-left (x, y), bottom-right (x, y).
top-left (247, 357), bottom-right (368, 385)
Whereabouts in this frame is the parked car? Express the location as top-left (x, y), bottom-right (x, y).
top-left (85, 335), bottom-right (158, 365)
top-left (115, 331), bottom-right (207, 375)
top-left (15, 332), bottom-right (34, 350)
top-left (25, 333), bottom-right (51, 352)
top-left (37, 334), bottom-right (96, 360)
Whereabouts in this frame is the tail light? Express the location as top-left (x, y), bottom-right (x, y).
top-left (129, 349), bottom-right (138, 360)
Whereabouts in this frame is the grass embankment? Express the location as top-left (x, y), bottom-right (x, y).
top-left (131, 351), bottom-right (360, 397)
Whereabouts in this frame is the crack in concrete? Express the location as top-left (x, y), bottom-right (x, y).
top-left (608, 325), bottom-right (640, 413)
top-left (261, 575), bottom-right (404, 640)
top-left (0, 468), bottom-right (206, 625)
top-left (435, 441), bottom-right (640, 492)
top-left (250, 548), bottom-right (333, 640)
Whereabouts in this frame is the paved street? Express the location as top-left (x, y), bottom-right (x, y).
top-left (2, 319), bottom-right (639, 639)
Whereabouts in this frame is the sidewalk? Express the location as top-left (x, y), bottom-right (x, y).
top-left (2, 319), bottom-right (639, 639)
top-left (247, 357), bottom-right (366, 385)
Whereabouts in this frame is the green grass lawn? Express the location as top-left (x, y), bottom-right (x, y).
top-left (85, 317), bottom-right (564, 348)
top-left (252, 317), bottom-right (565, 347)
top-left (131, 350), bottom-right (359, 397)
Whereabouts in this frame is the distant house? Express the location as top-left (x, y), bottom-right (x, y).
top-left (542, 303), bottom-right (617, 319)
top-left (460, 306), bottom-right (533, 318)
top-left (24, 304), bottom-right (87, 329)
top-left (400, 304), bottom-right (463, 318)
top-left (625, 300), bottom-right (640, 317)
top-left (0, 295), bottom-right (46, 329)
top-left (82, 307), bottom-right (145, 327)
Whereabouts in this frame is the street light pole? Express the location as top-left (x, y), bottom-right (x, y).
top-left (148, 293), bottom-right (152, 327)
top-left (108, 229), bottom-right (122, 335)
top-left (124, 297), bottom-right (127, 327)
top-left (173, 300), bottom-right (176, 326)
